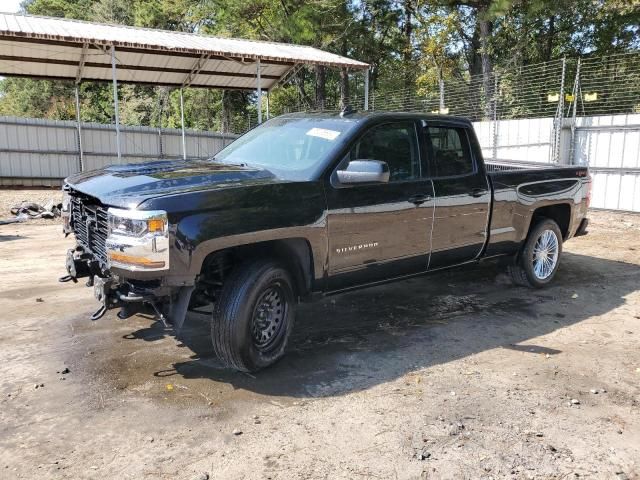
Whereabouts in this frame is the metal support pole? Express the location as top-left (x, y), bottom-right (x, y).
top-left (74, 85), bottom-right (84, 171)
top-left (180, 88), bottom-right (187, 160)
top-left (266, 91), bottom-right (270, 120)
top-left (492, 73), bottom-right (499, 161)
top-left (553, 57), bottom-right (567, 163)
top-left (569, 58), bottom-right (581, 166)
top-left (111, 45), bottom-right (121, 162)
top-left (364, 68), bottom-right (369, 111)
top-left (439, 69), bottom-right (445, 112)
top-left (256, 58), bottom-right (262, 124)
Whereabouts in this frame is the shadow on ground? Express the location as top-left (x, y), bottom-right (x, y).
top-left (0, 234), bottom-right (25, 242)
top-left (115, 252), bottom-right (638, 399)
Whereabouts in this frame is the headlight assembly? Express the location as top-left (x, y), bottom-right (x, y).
top-left (61, 191), bottom-right (72, 233)
top-left (105, 208), bottom-right (169, 271)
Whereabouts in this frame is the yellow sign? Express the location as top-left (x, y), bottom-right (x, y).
top-left (584, 92), bottom-right (598, 102)
top-left (565, 94), bottom-right (575, 102)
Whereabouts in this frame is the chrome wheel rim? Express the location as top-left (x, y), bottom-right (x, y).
top-left (532, 229), bottom-right (559, 280)
top-left (251, 284), bottom-right (287, 351)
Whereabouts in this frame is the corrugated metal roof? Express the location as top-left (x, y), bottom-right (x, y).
top-left (0, 13), bottom-right (368, 90)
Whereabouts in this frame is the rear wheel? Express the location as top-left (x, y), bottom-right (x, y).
top-left (211, 259), bottom-right (295, 372)
top-left (508, 218), bottom-right (563, 288)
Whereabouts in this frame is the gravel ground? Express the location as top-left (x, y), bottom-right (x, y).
top-left (0, 207), bottom-right (639, 479)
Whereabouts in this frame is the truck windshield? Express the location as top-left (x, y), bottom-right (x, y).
top-left (212, 116), bottom-right (358, 180)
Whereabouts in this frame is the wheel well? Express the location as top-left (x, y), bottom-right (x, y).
top-left (531, 204), bottom-right (571, 239)
top-left (199, 239), bottom-right (314, 300)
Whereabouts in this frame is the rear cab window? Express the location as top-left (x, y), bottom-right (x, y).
top-left (425, 126), bottom-right (475, 178)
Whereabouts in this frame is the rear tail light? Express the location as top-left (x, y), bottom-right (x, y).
top-left (585, 179), bottom-right (592, 208)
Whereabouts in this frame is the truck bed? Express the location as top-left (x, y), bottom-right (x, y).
top-left (483, 159), bottom-right (590, 258)
top-left (486, 159), bottom-right (574, 173)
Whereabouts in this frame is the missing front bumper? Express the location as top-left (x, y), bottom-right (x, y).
top-left (60, 248), bottom-right (194, 333)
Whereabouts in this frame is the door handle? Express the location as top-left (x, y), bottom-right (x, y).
top-left (408, 194), bottom-right (432, 205)
top-left (471, 188), bottom-right (488, 198)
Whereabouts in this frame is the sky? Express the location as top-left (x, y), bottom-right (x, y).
top-left (1, 0), bottom-right (22, 13)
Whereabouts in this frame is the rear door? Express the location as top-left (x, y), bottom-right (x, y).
top-left (423, 121), bottom-right (491, 268)
top-left (326, 120), bottom-right (435, 290)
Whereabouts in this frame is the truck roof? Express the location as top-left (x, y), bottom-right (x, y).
top-left (279, 110), bottom-right (473, 125)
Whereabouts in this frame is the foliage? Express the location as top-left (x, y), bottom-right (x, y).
top-left (0, 0), bottom-right (638, 131)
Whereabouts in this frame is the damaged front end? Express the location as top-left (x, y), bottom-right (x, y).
top-left (60, 188), bottom-right (193, 331)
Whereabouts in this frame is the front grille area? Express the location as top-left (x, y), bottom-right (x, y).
top-left (70, 193), bottom-right (109, 266)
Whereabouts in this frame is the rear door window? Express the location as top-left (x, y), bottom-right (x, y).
top-left (426, 126), bottom-right (475, 178)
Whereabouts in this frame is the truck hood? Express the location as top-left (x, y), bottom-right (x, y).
top-left (65, 159), bottom-right (280, 208)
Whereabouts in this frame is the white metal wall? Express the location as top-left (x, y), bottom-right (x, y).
top-left (572, 114), bottom-right (640, 212)
top-left (473, 117), bottom-right (555, 164)
top-left (475, 114), bottom-right (640, 212)
top-left (0, 116), bottom-right (237, 186)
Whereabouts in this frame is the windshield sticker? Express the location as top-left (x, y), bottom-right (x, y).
top-left (306, 127), bottom-right (341, 141)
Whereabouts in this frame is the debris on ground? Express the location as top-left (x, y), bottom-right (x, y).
top-left (415, 447), bottom-right (431, 460)
top-left (9, 200), bottom-right (61, 220)
top-left (232, 429), bottom-right (242, 436)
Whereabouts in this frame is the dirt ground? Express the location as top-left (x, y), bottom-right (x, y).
top-left (1, 199), bottom-right (639, 479)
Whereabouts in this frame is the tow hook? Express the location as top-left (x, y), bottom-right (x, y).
top-left (59, 249), bottom-right (91, 283)
top-left (58, 274), bottom-right (77, 283)
top-left (91, 275), bottom-right (114, 321)
top-left (90, 305), bottom-right (107, 321)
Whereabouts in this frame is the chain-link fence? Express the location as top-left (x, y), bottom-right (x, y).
top-left (272, 51), bottom-right (640, 123)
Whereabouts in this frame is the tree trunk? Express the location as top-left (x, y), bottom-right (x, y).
top-left (402, 0), bottom-right (414, 105)
top-left (464, 18), bottom-right (483, 120)
top-left (544, 15), bottom-right (555, 61)
top-left (294, 69), bottom-right (312, 109)
top-left (221, 90), bottom-right (231, 133)
top-left (340, 68), bottom-right (350, 109)
top-left (315, 65), bottom-right (326, 110)
top-left (478, 7), bottom-right (493, 119)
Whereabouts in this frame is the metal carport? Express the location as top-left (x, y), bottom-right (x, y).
top-left (0, 12), bottom-right (369, 167)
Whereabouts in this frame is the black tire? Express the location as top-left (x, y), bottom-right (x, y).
top-left (508, 218), bottom-right (563, 288)
top-left (211, 259), bottom-right (295, 372)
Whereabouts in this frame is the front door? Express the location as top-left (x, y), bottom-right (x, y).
top-left (423, 123), bottom-right (491, 268)
top-left (326, 120), bottom-right (435, 291)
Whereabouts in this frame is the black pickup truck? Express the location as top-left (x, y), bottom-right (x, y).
top-left (60, 112), bottom-right (590, 371)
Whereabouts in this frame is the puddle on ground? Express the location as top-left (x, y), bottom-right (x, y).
top-left (67, 262), bottom-right (564, 409)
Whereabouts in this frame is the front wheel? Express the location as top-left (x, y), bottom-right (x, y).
top-left (211, 259), bottom-right (295, 372)
top-left (508, 219), bottom-right (563, 288)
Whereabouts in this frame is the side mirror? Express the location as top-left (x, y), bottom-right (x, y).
top-left (336, 160), bottom-right (390, 184)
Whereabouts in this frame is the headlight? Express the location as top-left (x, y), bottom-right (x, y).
top-left (61, 191), bottom-right (71, 233)
top-left (105, 208), bottom-right (169, 271)
top-left (61, 191), bottom-right (71, 214)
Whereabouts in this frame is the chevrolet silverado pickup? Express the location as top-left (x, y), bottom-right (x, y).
top-left (60, 112), bottom-right (590, 372)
